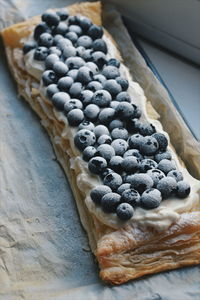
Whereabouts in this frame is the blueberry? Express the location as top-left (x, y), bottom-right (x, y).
top-left (116, 101), bottom-right (135, 119)
top-left (53, 22), bottom-right (68, 35)
top-left (140, 188), bottom-right (162, 209)
top-left (140, 159), bottom-right (158, 173)
top-left (65, 57), bottom-right (85, 69)
top-left (46, 83), bottom-right (59, 99)
top-left (65, 31), bottom-right (78, 43)
top-left (158, 159), bottom-right (176, 174)
top-left (109, 156), bottom-right (124, 173)
top-left (91, 51), bottom-right (107, 68)
top-left (88, 156), bottom-right (107, 174)
top-left (42, 11), bottom-right (60, 26)
top-left (103, 79), bottom-right (122, 96)
top-left (34, 23), bottom-right (49, 40)
top-left (84, 104), bottom-right (100, 121)
top-left (53, 34), bottom-right (63, 44)
top-left (121, 189), bottom-right (140, 207)
top-left (85, 62), bottom-right (99, 75)
top-left (78, 120), bottom-right (94, 131)
top-left (52, 92), bottom-right (70, 110)
top-left (101, 168), bottom-right (114, 179)
top-left (68, 15), bottom-right (79, 25)
top-left (53, 61), bottom-right (69, 77)
top-left (62, 46), bottom-right (77, 59)
top-left (123, 149), bottom-right (143, 161)
top-left (69, 82), bottom-right (83, 98)
top-left (96, 144), bottom-right (115, 161)
top-left (42, 70), bottom-right (57, 86)
top-left (64, 99), bottom-right (83, 114)
top-left (116, 77), bottom-right (129, 91)
top-left (133, 105), bottom-right (142, 119)
top-left (56, 38), bottom-right (72, 50)
top-left (176, 180), bottom-right (190, 198)
top-left (92, 38), bottom-right (107, 54)
top-left (117, 183), bottom-right (131, 195)
top-left (111, 139), bottom-right (128, 156)
top-left (107, 58), bottom-right (120, 68)
top-left (102, 66), bottom-right (120, 79)
top-left (76, 35), bottom-right (93, 48)
top-left (122, 156), bottom-right (139, 173)
top-left (157, 177), bottom-right (177, 198)
top-left (78, 16), bottom-right (92, 31)
top-left (93, 74), bottom-right (106, 84)
top-left (45, 54), bottom-right (59, 69)
top-left (67, 108), bottom-right (84, 126)
top-left (139, 123), bottom-right (156, 136)
top-left (98, 108), bottom-right (116, 124)
top-left (152, 132), bottom-right (168, 151)
top-left (167, 170), bottom-right (183, 182)
top-left (88, 24), bottom-right (103, 39)
top-left (128, 134), bottom-right (144, 150)
top-left (87, 81), bottom-right (103, 92)
top-left (49, 46), bottom-right (62, 56)
top-left (67, 69), bottom-right (78, 81)
top-left (129, 173), bottom-right (154, 194)
top-left (90, 185), bottom-right (112, 205)
top-left (103, 173), bottom-right (123, 191)
top-left (83, 146), bottom-right (97, 161)
top-left (92, 90), bottom-right (112, 108)
top-left (110, 101), bottom-right (120, 110)
top-left (126, 118), bottom-right (142, 134)
top-left (140, 136), bottom-right (159, 155)
top-left (101, 192), bottom-right (121, 213)
top-left (94, 125), bottom-right (109, 138)
top-left (74, 129), bottom-right (96, 151)
top-left (116, 92), bottom-right (131, 102)
top-left (68, 25), bottom-right (83, 36)
top-left (111, 128), bottom-right (129, 140)
top-left (23, 41), bottom-right (36, 54)
top-left (34, 46), bottom-right (49, 61)
top-left (57, 76), bottom-right (74, 91)
top-left (76, 46), bottom-right (85, 57)
top-left (80, 90), bottom-right (94, 106)
top-left (81, 49), bottom-right (93, 61)
top-left (98, 135), bottom-right (112, 145)
top-left (56, 9), bottom-right (69, 21)
top-left (147, 169), bottom-right (165, 187)
top-left (109, 119), bottom-right (124, 131)
top-left (116, 203), bottom-right (134, 220)
top-left (77, 66), bottom-right (93, 84)
top-left (155, 151), bottom-right (172, 163)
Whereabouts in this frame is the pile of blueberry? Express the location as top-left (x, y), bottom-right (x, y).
top-left (23, 10), bottom-right (191, 221)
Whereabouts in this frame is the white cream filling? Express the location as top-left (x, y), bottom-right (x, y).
top-left (22, 32), bottom-right (200, 231)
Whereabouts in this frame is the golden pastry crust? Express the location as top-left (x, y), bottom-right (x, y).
top-left (1, 1), bottom-right (200, 285)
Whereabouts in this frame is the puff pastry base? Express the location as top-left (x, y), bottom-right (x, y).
top-left (1, 1), bottom-right (200, 285)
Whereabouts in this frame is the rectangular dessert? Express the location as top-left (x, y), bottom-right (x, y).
top-left (1, 1), bottom-right (200, 285)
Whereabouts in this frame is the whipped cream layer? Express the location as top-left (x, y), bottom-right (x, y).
top-left (22, 30), bottom-right (200, 231)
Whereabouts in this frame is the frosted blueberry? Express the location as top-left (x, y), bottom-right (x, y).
top-left (74, 129), bottom-right (96, 151)
top-left (88, 156), bottom-right (107, 174)
top-left (111, 139), bottom-right (128, 156)
top-left (157, 177), bottom-right (177, 198)
top-left (90, 185), bottom-right (112, 205)
top-left (101, 193), bottom-right (121, 213)
top-left (158, 159), bottom-right (176, 174)
top-left (103, 173), bottom-right (123, 191)
top-left (140, 188), bottom-right (162, 209)
top-left (116, 203), bottom-right (134, 220)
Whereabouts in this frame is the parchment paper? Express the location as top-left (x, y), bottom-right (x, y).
top-left (0, 1), bottom-right (200, 299)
